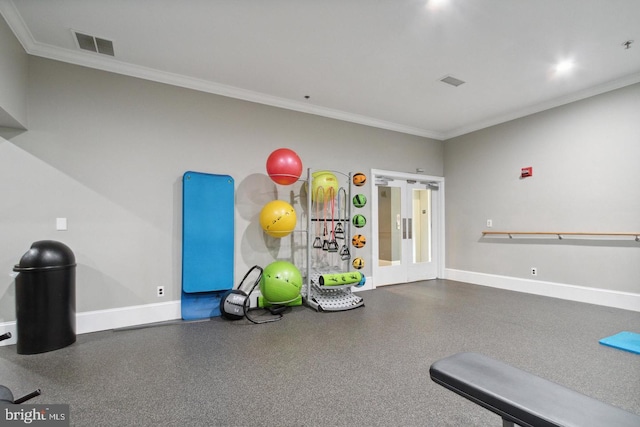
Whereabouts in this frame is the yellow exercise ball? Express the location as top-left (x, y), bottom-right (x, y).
top-left (260, 200), bottom-right (297, 238)
top-left (311, 171), bottom-right (339, 203)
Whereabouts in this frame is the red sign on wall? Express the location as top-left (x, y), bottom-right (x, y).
top-left (521, 167), bottom-right (533, 178)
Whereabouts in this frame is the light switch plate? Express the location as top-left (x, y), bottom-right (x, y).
top-left (56, 217), bottom-right (68, 231)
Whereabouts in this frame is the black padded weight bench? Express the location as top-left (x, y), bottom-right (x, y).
top-left (430, 352), bottom-right (640, 427)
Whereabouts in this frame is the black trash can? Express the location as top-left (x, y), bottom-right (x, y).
top-left (13, 240), bottom-right (76, 355)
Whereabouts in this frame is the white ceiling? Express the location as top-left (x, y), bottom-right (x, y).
top-left (2, 0), bottom-right (639, 140)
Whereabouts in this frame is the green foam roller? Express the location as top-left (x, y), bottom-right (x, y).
top-left (319, 272), bottom-right (363, 286)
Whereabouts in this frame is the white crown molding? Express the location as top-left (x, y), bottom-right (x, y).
top-left (442, 72), bottom-right (640, 140)
top-left (35, 43), bottom-right (445, 140)
top-left (0, 0), bottom-right (443, 140)
top-left (0, 0), bottom-right (33, 51)
top-left (4, 0), bottom-right (638, 142)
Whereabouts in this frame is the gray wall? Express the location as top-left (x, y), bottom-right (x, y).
top-left (0, 13), bottom-right (28, 130)
top-left (2, 48), bottom-right (637, 326)
top-left (444, 83), bottom-right (640, 293)
top-left (0, 56), bottom-right (443, 321)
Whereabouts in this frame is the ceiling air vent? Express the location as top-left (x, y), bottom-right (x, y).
top-left (73, 31), bottom-right (114, 56)
top-left (440, 75), bottom-right (465, 87)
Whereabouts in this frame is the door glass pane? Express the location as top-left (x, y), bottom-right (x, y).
top-left (412, 188), bottom-right (431, 263)
top-left (378, 186), bottom-right (402, 266)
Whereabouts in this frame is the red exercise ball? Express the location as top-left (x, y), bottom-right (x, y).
top-left (266, 148), bottom-right (303, 185)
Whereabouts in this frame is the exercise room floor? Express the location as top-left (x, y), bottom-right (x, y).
top-left (1, 279), bottom-right (639, 426)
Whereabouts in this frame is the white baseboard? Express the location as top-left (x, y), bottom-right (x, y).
top-left (445, 269), bottom-right (640, 312)
top-left (9, 271), bottom-right (630, 348)
top-left (0, 279), bottom-right (374, 347)
top-left (76, 300), bottom-right (182, 333)
top-left (1, 300), bottom-right (181, 347)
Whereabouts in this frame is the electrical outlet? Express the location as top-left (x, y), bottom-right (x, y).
top-left (157, 286), bottom-right (165, 297)
top-left (531, 267), bottom-right (537, 276)
top-left (486, 219), bottom-right (493, 228)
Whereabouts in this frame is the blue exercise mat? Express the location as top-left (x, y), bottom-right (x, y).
top-left (599, 331), bottom-right (640, 355)
top-left (181, 171), bottom-right (234, 320)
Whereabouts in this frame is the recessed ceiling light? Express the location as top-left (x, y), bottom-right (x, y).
top-left (554, 59), bottom-right (574, 74)
top-left (426, 0), bottom-right (449, 11)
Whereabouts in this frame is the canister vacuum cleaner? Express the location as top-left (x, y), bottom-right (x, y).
top-left (219, 265), bottom-right (285, 324)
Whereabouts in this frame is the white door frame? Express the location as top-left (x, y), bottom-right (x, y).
top-left (370, 169), bottom-right (445, 288)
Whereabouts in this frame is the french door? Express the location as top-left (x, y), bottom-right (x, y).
top-left (372, 171), bottom-right (442, 286)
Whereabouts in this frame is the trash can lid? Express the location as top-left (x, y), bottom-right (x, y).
top-left (13, 240), bottom-right (76, 272)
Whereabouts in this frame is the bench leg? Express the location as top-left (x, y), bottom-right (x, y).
top-left (502, 418), bottom-right (515, 427)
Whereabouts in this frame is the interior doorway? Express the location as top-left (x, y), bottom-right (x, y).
top-left (371, 169), bottom-right (444, 287)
